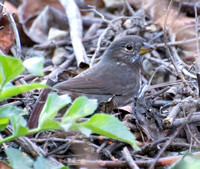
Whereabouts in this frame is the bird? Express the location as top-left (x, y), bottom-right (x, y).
top-left (54, 35), bottom-right (154, 107)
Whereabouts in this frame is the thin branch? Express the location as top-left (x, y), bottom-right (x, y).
top-left (156, 37), bottom-right (200, 48)
top-left (0, 0), bottom-right (5, 19)
top-left (145, 55), bottom-right (196, 79)
top-left (90, 16), bottom-right (125, 67)
top-left (148, 114), bottom-right (190, 169)
top-left (59, 0), bottom-right (88, 66)
top-left (162, 0), bottom-right (195, 96)
top-left (84, 5), bottom-right (109, 23)
top-left (125, 0), bottom-right (135, 16)
top-left (122, 147), bottom-right (139, 169)
top-left (194, 1), bottom-right (200, 96)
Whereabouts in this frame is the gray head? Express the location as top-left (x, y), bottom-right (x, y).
top-left (102, 35), bottom-right (154, 65)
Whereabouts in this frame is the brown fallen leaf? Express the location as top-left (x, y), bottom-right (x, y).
top-left (130, 0), bottom-right (200, 63)
top-left (0, 161), bottom-right (12, 169)
top-left (18, 0), bottom-right (66, 43)
top-left (0, 15), bottom-right (15, 53)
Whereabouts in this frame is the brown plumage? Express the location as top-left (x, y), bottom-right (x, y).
top-left (54, 35), bottom-right (153, 107)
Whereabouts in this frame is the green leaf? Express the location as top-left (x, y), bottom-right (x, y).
top-left (0, 83), bottom-right (50, 101)
top-left (23, 57), bottom-right (44, 76)
top-left (80, 113), bottom-right (139, 150)
top-left (34, 156), bottom-right (66, 169)
top-left (6, 147), bottom-right (33, 169)
top-left (0, 117), bottom-right (9, 131)
top-left (74, 125), bottom-right (92, 137)
top-left (0, 105), bottom-right (27, 118)
top-left (38, 115), bottom-right (61, 130)
top-left (38, 93), bottom-right (71, 130)
top-left (60, 96), bottom-right (97, 132)
top-left (173, 153), bottom-right (200, 169)
top-left (6, 148), bottom-right (68, 169)
top-left (10, 115), bottom-right (29, 136)
top-left (0, 73), bottom-right (3, 86)
top-left (0, 106), bottom-right (27, 131)
top-left (0, 55), bottom-right (24, 89)
top-left (62, 96), bottom-right (97, 122)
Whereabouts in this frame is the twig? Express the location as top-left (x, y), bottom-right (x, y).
top-left (67, 151), bottom-right (200, 167)
top-left (194, 1), bottom-right (200, 96)
top-left (163, 0), bottom-right (194, 96)
top-left (45, 135), bottom-right (78, 157)
top-left (145, 55), bottom-right (196, 79)
top-left (148, 115), bottom-right (189, 169)
top-left (59, 0), bottom-right (88, 66)
top-left (163, 0), bottom-right (173, 42)
top-left (171, 113), bottom-right (200, 128)
top-left (0, 0), bottom-right (5, 19)
top-left (32, 137), bottom-right (99, 149)
top-left (163, 96), bottom-right (198, 126)
top-left (156, 37), bottom-right (200, 48)
top-left (175, 23), bottom-right (200, 35)
top-left (171, 33), bottom-right (189, 67)
top-left (162, 102), bottom-right (181, 126)
top-left (170, 142), bottom-right (199, 149)
top-left (90, 25), bottom-right (110, 67)
top-left (84, 5), bottom-right (109, 23)
top-left (125, 0), bottom-right (135, 15)
top-left (28, 87), bottom-right (52, 130)
top-left (147, 66), bottom-right (168, 86)
top-left (3, 126), bottom-right (64, 167)
top-left (0, 101), bottom-right (22, 107)
top-left (122, 147), bottom-right (139, 169)
top-left (90, 16), bottom-right (126, 67)
top-left (83, 22), bottom-right (102, 41)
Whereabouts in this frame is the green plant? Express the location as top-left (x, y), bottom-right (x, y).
top-left (0, 94), bottom-right (138, 149)
top-left (0, 55), bottom-right (49, 101)
top-left (0, 54), bottom-right (139, 149)
top-left (4, 147), bottom-right (68, 169)
top-left (0, 55), bottom-right (49, 130)
top-left (0, 54), bottom-right (139, 168)
top-left (172, 153), bottom-right (200, 169)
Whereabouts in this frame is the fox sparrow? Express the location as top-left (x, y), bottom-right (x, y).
top-left (54, 35), bottom-right (153, 107)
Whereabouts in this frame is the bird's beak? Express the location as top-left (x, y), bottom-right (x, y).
top-left (139, 43), bottom-right (154, 55)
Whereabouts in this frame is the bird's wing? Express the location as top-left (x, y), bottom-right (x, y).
top-left (54, 63), bottom-right (132, 96)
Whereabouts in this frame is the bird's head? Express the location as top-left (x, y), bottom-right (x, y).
top-left (103, 35), bottom-right (154, 65)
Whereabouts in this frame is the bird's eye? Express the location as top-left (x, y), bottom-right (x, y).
top-left (125, 44), bottom-right (134, 51)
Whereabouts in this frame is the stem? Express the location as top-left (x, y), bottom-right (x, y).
top-left (0, 128), bottom-right (41, 145)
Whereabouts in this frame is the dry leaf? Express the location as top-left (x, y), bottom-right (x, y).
top-left (130, 0), bottom-right (200, 62)
top-left (0, 16), bottom-right (15, 53)
top-left (18, 0), bottom-right (66, 43)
